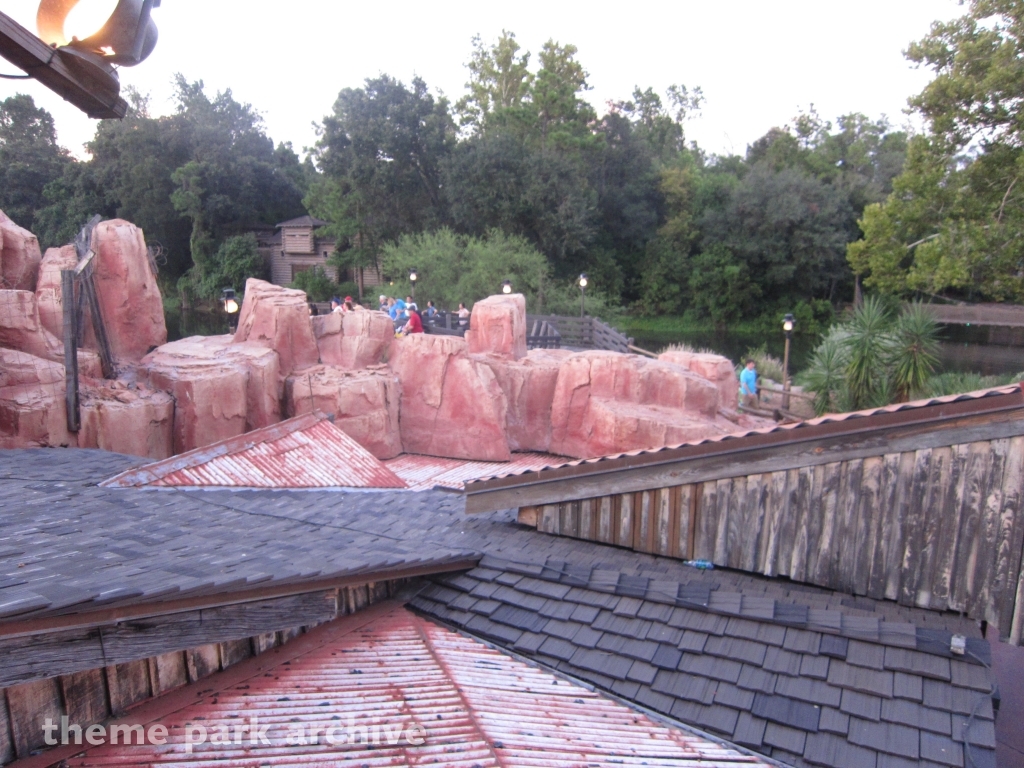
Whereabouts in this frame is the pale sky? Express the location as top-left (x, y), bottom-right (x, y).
top-left (2, 0), bottom-right (963, 160)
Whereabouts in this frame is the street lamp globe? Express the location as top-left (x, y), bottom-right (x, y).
top-left (501, 280), bottom-right (513, 294)
top-left (783, 313), bottom-right (795, 334)
top-left (578, 273), bottom-right (588, 289)
top-left (409, 268), bottom-right (418, 283)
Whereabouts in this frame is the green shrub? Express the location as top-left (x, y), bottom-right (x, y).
top-left (290, 266), bottom-right (337, 302)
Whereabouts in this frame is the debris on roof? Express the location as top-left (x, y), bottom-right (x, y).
top-left (102, 411), bottom-right (407, 489)
top-left (411, 555), bottom-right (999, 768)
top-left (60, 606), bottom-right (771, 767)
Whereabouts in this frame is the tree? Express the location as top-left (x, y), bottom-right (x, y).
top-left (455, 31), bottom-right (533, 132)
top-left (849, 0), bottom-right (1024, 302)
top-left (380, 228), bottom-right (550, 312)
top-left (0, 94), bottom-right (72, 233)
top-left (701, 164), bottom-right (854, 307)
top-left (308, 74), bottom-right (456, 286)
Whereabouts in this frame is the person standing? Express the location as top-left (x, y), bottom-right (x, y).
top-left (740, 360), bottom-right (759, 408)
top-left (422, 300), bottom-right (437, 319)
top-left (457, 302), bottom-right (470, 328)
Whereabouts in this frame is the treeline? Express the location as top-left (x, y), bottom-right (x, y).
top-left (1, 32), bottom-right (910, 321)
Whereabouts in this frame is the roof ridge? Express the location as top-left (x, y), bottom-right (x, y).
top-left (476, 555), bottom-right (988, 664)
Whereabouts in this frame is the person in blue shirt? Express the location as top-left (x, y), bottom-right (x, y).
top-left (739, 359), bottom-right (758, 408)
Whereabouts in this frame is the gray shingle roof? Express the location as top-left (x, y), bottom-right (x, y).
top-left (409, 554), bottom-right (998, 768)
top-left (0, 448), bottom-right (1001, 768)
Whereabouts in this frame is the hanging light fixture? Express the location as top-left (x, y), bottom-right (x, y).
top-left (37, 0), bottom-right (161, 67)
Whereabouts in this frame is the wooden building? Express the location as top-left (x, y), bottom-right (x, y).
top-left (257, 216), bottom-right (384, 292)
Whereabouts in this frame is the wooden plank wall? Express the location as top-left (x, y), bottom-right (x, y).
top-left (523, 437), bottom-right (1024, 644)
top-left (0, 581), bottom-right (399, 766)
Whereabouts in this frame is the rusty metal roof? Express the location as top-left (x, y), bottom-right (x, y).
top-left (385, 451), bottom-right (569, 490)
top-left (57, 606), bottom-right (769, 767)
top-left (465, 383), bottom-right (1024, 489)
top-left (102, 412), bottom-right (407, 489)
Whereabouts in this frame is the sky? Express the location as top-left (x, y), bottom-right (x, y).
top-left (2, 0), bottom-right (964, 160)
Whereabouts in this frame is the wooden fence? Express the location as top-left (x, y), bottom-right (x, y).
top-left (506, 392), bottom-right (1024, 644)
top-left (525, 314), bottom-right (630, 352)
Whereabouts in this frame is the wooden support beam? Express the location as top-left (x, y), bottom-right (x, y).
top-left (0, 11), bottom-right (127, 119)
top-left (61, 269), bottom-right (80, 432)
top-left (80, 269), bottom-right (115, 378)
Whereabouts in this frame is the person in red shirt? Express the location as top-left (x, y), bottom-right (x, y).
top-left (402, 308), bottom-right (424, 334)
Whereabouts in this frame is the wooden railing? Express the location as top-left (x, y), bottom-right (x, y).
top-left (526, 314), bottom-right (630, 352)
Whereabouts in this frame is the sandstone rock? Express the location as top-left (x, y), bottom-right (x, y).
top-left (141, 335), bottom-right (283, 453)
top-left (79, 379), bottom-right (174, 459)
top-left (310, 310), bottom-right (392, 369)
top-left (0, 288), bottom-right (102, 377)
top-left (0, 211), bottom-right (42, 291)
top-left (34, 245), bottom-right (78, 339)
top-left (285, 364), bottom-right (402, 459)
top-left (85, 219), bottom-right (166, 361)
top-left (659, 350), bottom-right (739, 411)
top-left (390, 333), bottom-right (510, 461)
top-left (0, 350), bottom-right (69, 449)
top-left (340, 310), bottom-right (393, 368)
top-left (480, 348), bottom-right (569, 452)
top-left (234, 278), bottom-right (319, 376)
top-left (549, 351), bottom-right (729, 459)
top-left (0, 289), bottom-right (63, 361)
top-left (465, 293), bottom-right (527, 360)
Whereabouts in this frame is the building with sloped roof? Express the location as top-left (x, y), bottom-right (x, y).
top-left (2, 385), bottom-right (1023, 767)
top-left (256, 215), bottom-right (383, 292)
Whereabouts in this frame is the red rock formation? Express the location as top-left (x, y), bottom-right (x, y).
top-left (0, 289), bottom-right (103, 377)
top-left (79, 380), bottom-right (174, 458)
top-left (85, 219), bottom-right (166, 361)
top-left (390, 333), bottom-right (510, 461)
top-left (234, 278), bottom-right (319, 376)
top-left (34, 245), bottom-right (78, 339)
top-left (659, 350), bottom-right (739, 411)
top-left (0, 211), bottom-right (42, 291)
top-left (549, 351), bottom-right (729, 459)
top-left (285, 364), bottom-right (401, 459)
top-left (480, 348), bottom-right (570, 452)
top-left (465, 293), bottom-right (528, 359)
top-left (311, 309), bottom-right (393, 369)
top-left (141, 335), bottom-right (283, 452)
top-left (0, 349), bottom-right (69, 449)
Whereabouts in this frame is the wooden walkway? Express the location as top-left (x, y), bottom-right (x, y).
top-left (923, 302), bottom-right (1024, 327)
top-left (466, 385), bottom-right (1024, 645)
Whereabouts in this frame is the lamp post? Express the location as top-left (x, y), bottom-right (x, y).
top-left (502, 280), bottom-right (513, 295)
top-left (408, 268), bottom-right (418, 300)
top-left (782, 313), bottom-right (795, 411)
top-left (222, 288), bottom-right (240, 333)
top-left (578, 273), bottom-right (588, 318)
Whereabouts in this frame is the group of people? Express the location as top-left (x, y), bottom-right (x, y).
top-left (376, 295), bottom-right (472, 336)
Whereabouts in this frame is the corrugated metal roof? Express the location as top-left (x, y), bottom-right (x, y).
top-left (102, 412), bottom-right (407, 489)
top-left (465, 383), bottom-right (1024, 487)
top-left (385, 452), bottom-right (569, 490)
top-left (60, 607), bottom-right (768, 767)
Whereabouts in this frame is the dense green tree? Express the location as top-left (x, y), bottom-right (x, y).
top-left (307, 74), bottom-right (456, 293)
top-left (0, 94), bottom-right (72, 234)
top-left (849, 0), bottom-right (1024, 302)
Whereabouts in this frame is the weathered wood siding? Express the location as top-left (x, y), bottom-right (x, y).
top-left (521, 435), bottom-right (1024, 644)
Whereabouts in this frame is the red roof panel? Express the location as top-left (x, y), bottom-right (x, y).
top-left (102, 412), bottom-right (407, 489)
top-left (58, 607), bottom-right (768, 767)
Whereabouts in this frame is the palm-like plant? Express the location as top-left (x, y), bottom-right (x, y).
top-left (798, 328), bottom-right (850, 415)
top-left (886, 301), bottom-right (940, 402)
top-left (843, 296), bottom-right (893, 409)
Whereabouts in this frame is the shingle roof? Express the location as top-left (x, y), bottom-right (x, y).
top-left (0, 450), bottom-right (472, 622)
top-left (276, 215), bottom-right (328, 228)
top-left (57, 605), bottom-right (771, 767)
top-left (410, 555), bottom-right (998, 768)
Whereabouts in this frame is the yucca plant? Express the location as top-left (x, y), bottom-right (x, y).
top-left (886, 301), bottom-right (940, 402)
top-left (798, 329), bottom-right (850, 416)
top-left (843, 296), bottom-right (893, 409)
